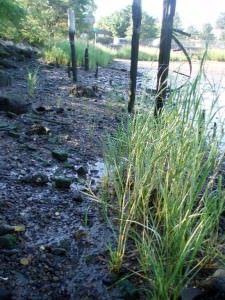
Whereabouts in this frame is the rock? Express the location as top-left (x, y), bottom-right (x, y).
top-left (0, 224), bottom-right (14, 236)
top-left (50, 247), bottom-right (66, 256)
top-left (20, 173), bottom-right (48, 185)
top-left (181, 287), bottom-right (203, 300)
top-left (0, 288), bottom-right (12, 300)
top-left (0, 71), bottom-right (11, 87)
top-left (6, 131), bottom-right (20, 138)
top-left (0, 59), bottom-right (17, 69)
top-left (0, 234), bottom-right (16, 249)
top-left (27, 125), bottom-right (50, 135)
top-left (76, 165), bottom-right (88, 177)
top-left (52, 150), bottom-right (68, 162)
top-left (53, 176), bottom-right (72, 189)
top-left (72, 190), bottom-right (84, 202)
top-left (70, 85), bottom-right (97, 98)
top-left (0, 95), bottom-right (30, 114)
top-left (33, 106), bottom-right (48, 114)
top-left (199, 268), bottom-right (225, 293)
top-left (31, 173), bottom-right (49, 186)
top-left (56, 107), bottom-right (64, 114)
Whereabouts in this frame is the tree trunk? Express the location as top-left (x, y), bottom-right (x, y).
top-left (155, 0), bottom-right (176, 116)
top-left (128, 0), bottom-right (142, 113)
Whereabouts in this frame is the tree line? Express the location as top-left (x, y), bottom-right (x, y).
top-left (0, 1), bottom-right (225, 45)
top-left (0, 0), bottom-right (96, 44)
top-left (96, 6), bottom-right (225, 42)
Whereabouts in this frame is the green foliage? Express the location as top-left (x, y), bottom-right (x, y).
top-left (102, 72), bottom-right (224, 299)
top-left (116, 45), bottom-right (189, 62)
top-left (27, 67), bottom-right (39, 97)
top-left (126, 12), bottom-right (159, 41)
top-left (1, 0), bottom-right (96, 44)
top-left (0, 0), bottom-right (24, 40)
top-left (97, 6), bottom-right (131, 38)
top-left (97, 6), bottom-right (159, 41)
top-left (43, 40), bottom-right (115, 67)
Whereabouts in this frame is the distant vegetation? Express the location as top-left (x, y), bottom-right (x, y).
top-left (43, 40), bottom-right (115, 68)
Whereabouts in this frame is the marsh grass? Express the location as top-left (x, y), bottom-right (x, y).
top-left (43, 39), bottom-right (115, 67)
top-left (27, 67), bottom-right (39, 97)
top-left (101, 72), bottom-right (225, 299)
top-left (116, 45), bottom-right (225, 62)
top-left (116, 45), bottom-right (190, 62)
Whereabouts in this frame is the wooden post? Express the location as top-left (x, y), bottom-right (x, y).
top-left (128, 0), bottom-right (142, 113)
top-left (68, 8), bottom-right (77, 82)
top-left (154, 0), bottom-right (176, 116)
top-left (85, 47), bottom-right (89, 71)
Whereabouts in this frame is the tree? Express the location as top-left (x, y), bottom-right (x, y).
top-left (97, 6), bottom-right (131, 37)
top-left (216, 12), bottom-right (225, 40)
top-left (127, 12), bottom-right (159, 41)
top-left (0, 0), bottom-right (24, 40)
top-left (200, 23), bottom-right (215, 42)
top-left (173, 12), bottom-right (183, 30)
top-left (186, 25), bottom-right (200, 39)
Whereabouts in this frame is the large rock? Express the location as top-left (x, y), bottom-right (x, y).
top-left (0, 71), bottom-right (11, 87)
top-left (0, 95), bottom-right (30, 114)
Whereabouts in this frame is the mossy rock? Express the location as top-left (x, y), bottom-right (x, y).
top-left (53, 176), bottom-right (72, 189)
top-left (52, 150), bottom-right (68, 162)
top-left (0, 234), bottom-right (16, 249)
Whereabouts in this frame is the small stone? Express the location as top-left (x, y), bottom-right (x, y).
top-left (0, 234), bottom-right (16, 249)
top-left (72, 190), bottom-right (84, 202)
top-left (199, 268), bottom-right (225, 293)
top-left (31, 173), bottom-right (49, 186)
top-left (56, 107), bottom-right (64, 114)
top-left (6, 131), bottom-right (20, 138)
top-left (50, 248), bottom-right (66, 256)
top-left (76, 165), bottom-right (88, 177)
top-left (52, 150), bottom-right (68, 162)
top-left (54, 176), bottom-right (72, 189)
top-left (0, 224), bottom-right (14, 236)
top-left (181, 287), bottom-right (203, 300)
top-left (26, 144), bottom-right (38, 151)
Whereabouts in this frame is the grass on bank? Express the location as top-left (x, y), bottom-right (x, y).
top-left (101, 72), bottom-right (225, 299)
top-left (43, 39), bottom-right (115, 68)
top-left (116, 45), bottom-right (225, 62)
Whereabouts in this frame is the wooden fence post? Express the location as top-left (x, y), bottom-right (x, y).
top-left (68, 8), bottom-right (77, 82)
top-left (85, 47), bottom-right (89, 71)
top-left (154, 0), bottom-right (176, 116)
top-left (128, 0), bottom-right (142, 113)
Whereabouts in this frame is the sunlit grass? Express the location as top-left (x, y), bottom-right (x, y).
top-left (100, 71), bottom-right (225, 299)
top-left (43, 39), bottom-right (116, 68)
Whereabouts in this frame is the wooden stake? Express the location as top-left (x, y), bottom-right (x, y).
top-left (68, 8), bottom-right (77, 82)
top-left (155, 0), bottom-right (176, 116)
top-left (128, 0), bottom-right (142, 113)
top-left (85, 47), bottom-right (89, 71)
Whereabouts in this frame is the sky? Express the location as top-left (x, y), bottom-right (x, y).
top-left (94, 0), bottom-right (225, 30)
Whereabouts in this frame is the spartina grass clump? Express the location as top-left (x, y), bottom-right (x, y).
top-left (27, 67), bottom-right (39, 97)
top-left (101, 72), bottom-right (225, 299)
